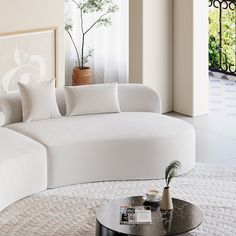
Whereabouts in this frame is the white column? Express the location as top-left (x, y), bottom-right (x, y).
top-left (193, 0), bottom-right (209, 116)
top-left (142, 0), bottom-right (173, 113)
top-left (173, 0), bottom-right (208, 116)
top-left (129, 0), bottom-right (173, 113)
top-left (129, 0), bottom-right (143, 84)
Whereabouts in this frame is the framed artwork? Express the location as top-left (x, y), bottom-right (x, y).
top-left (0, 27), bottom-right (58, 95)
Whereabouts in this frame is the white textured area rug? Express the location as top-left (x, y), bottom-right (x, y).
top-left (0, 163), bottom-right (235, 236)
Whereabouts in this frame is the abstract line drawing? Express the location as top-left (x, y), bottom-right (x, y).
top-left (0, 28), bottom-right (57, 95)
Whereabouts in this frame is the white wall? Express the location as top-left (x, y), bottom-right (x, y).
top-left (129, 0), bottom-right (173, 113)
top-left (173, 0), bottom-right (194, 115)
top-left (129, 0), bottom-right (143, 84)
top-left (193, 0), bottom-right (209, 116)
top-left (173, 0), bottom-right (208, 116)
top-left (143, 0), bottom-right (173, 113)
top-left (0, 0), bottom-right (65, 86)
top-left (129, 0), bottom-right (208, 116)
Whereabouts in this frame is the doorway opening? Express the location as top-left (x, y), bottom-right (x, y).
top-left (208, 0), bottom-right (236, 115)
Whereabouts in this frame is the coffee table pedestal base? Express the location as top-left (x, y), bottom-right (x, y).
top-left (96, 220), bottom-right (125, 236)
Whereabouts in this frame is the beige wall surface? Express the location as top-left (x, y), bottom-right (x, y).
top-left (129, 0), bottom-right (143, 84)
top-left (173, 0), bottom-right (194, 116)
top-left (143, 0), bottom-right (173, 113)
top-left (173, 0), bottom-right (208, 116)
top-left (0, 0), bottom-right (65, 86)
top-left (130, 0), bottom-right (208, 116)
top-left (193, 0), bottom-right (208, 116)
top-left (129, 0), bottom-right (173, 113)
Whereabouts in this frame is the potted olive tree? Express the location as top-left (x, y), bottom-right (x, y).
top-left (65, 0), bottom-right (119, 85)
top-left (160, 160), bottom-right (181, 211)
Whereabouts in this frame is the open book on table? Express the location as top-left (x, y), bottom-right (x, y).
top-left (120, 206), bottom-right (152, 225)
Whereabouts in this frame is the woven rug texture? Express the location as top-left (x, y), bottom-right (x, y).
top-left (0, 163), bottom-right (235, 236)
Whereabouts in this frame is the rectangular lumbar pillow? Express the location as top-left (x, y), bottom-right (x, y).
top-left (18, 80), bottom-right (62, 122)
top-left (64, 83), bottom-right (120, 116)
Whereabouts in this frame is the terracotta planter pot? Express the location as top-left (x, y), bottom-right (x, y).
top-left (160, 187), bottom-right (173, 211)
top-left (72, 66), bottom-right (92, 86)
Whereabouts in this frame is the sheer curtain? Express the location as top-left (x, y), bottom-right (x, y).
top-left (65, 0), bottom-right (129, 85)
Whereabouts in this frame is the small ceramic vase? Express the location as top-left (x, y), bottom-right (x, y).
top-left (160, 186), bottom-right (173, 211)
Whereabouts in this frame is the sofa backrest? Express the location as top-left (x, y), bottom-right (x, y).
top-left (118, 84), bottom-right (161, 113)
top-left (0, 84), bottom-right (161, 126)
top-left (0, 88), bottom-right (66, 126)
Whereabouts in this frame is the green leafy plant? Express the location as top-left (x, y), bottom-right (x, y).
top-left (65, 0), bottom-right (119, 69)
top-left (208, 5), bottom-right (236, 72)
top-left (165, 161), bottom-right (181, 187)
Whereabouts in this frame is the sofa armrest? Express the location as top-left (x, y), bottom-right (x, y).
top-left (118, 84), bottom-right (162, 113)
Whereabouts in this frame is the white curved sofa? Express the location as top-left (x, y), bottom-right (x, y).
top-left (0, 128), bottom-right (47, 211)
top-left (0, 84), bottom-right (195, 209)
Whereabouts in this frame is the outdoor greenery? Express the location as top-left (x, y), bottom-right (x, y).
top-left (209, 5), bottom-right (236, 72)
top-left (65, 0), bottom-right (119, 69)
top-left (165, 161), bottom-right (181, 187)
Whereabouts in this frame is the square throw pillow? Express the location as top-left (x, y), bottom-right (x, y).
top-left (64, 83), bottom-right (121, 116)
top-left (18, 80), bottom-right (61, 122)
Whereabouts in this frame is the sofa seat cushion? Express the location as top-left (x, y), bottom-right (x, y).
top-left (0, 128), bottom-right (47, 211)
top-left (7, 113), bottom-right (195, 188)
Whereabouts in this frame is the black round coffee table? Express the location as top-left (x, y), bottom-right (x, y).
top-left (96, 196), bottom-right (203, 236)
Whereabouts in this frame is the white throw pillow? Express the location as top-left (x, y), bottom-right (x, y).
top-left (18, 80), bottom-right (61, 122)
top-left (64, 83), bottom-right (121, 116)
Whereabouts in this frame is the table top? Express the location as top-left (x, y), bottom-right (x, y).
top-left (96, 196), bottom-right (203, 236)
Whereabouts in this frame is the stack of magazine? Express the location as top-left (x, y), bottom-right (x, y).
top-left (120, 206), bottom-right (152, 224)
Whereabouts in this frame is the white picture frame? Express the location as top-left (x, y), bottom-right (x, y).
top-left (0, 27), bottom-right (58, 95)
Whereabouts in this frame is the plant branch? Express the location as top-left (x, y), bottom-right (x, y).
top-left (66, 29), bottom-right (81, 68)
top-left (80, 8), bottom-right (85, 35)
top-left (65, 0), bottom-right (118, 68)
top-left (84, 11), bottom-right (110, 35)
top-left (80, 8), bottom-right (85, 69)
top-left (71, 0), bottom-right (79, 7)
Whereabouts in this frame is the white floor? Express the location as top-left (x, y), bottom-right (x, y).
top-left (167, 75), bottom-right (236, 166)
